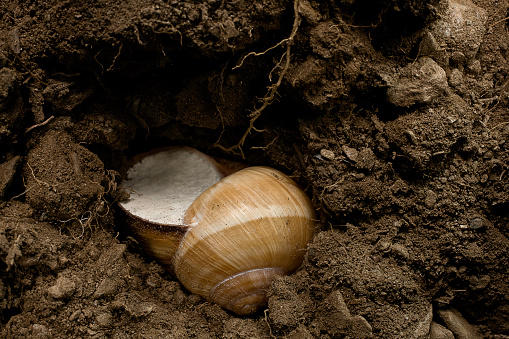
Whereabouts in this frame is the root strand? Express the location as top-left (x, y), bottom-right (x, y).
top-left (215, 0), bottom-right (302, 159)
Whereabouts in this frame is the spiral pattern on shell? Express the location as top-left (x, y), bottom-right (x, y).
top-left (174, 166), bottom-right (316, 315)
top-left (119, 148), bottom-right (316, 315)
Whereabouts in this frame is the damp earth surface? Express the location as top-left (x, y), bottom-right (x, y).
top-left (0, 0), bottom-right (508, 338)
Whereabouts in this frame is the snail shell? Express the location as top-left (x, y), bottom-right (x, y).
top-left (119, 147), bottom-right (228, 270)
top-left (119, 147), bottom-right (316, 315)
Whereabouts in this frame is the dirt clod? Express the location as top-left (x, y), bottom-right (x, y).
top-left (48, 276), bottom-right (76, 299)
top-left (387, 57), bottom-right (448, 107)
top-left (23, 130), bottom-right (106, 220)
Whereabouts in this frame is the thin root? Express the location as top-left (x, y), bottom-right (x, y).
top-left (264, 309), bottom-right (276, 339)
top-left (251, 134), bottom-right (278, 150)
top-left (107, 43), bottom-right (123, 72)
top-left (232, 38), bottom-right (291, 70)
top-left (25, 115), bottom-right (54, 134)
top-left (215, 0), bottom-right (302, 158)
top-left (27, 162), bottom-right (51, 188)
top-left (490, 16), bottom-right (509, 28)
top-left (491, 121), bottom-right (509, 131)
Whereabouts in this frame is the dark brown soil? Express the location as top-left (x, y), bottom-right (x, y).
top-left (0, 0), bottom-right (508, 338)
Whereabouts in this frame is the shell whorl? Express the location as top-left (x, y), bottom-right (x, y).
top-left (210, 268), bottom-right (285, 315)
top-left (173, 166), bottom-right (316, 314)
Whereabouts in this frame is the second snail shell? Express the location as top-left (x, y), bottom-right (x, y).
top-left (120, 147), bottom-right (316, 315)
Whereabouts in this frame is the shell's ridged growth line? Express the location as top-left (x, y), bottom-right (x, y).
top-left (176, 166), bottom-right (316, 315)
top-left (119, 147), bottom-right (316, 315)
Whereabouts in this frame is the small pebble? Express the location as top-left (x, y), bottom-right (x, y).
top-left (466, 60), bottom-right (482, 75)
top-left (469, 275), bottom-right (490, 290)
top-left (448, 68), bottom-right (463, 87)
top-left (48, 277), bottom-right (76, 299)
top-left (468, 217), bottom-right (483, 230)
top-left (480, 174), bottom-right (488, 183)
top-left (376, 239), bottom-right (391, 252)
top-left (342, 145), bottom-right (358, 162)
top-left (93, 277), bottom-right (120, 299)
top-left (96, 312), bottom-right (112, 328)
top-left (356, 148), bottom-right (376, 171)
top-left (386, 57), bottom-right (448, 107)
top-left (69, 310), bottom-right (81, 321)
top-left (424, 190), bottom-right (437, 208)
top-left (320, 149), bottom-right (335, 161)
top-left (390, 243), bottom-right (410, 260)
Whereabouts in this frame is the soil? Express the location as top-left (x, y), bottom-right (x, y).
top-left (0, 0), bottom-right (508, 338)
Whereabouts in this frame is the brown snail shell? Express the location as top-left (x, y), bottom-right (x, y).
top-left (119, 147), bottom-right (228, 270)
top-left (119, 147), bottom-right (316, 315)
